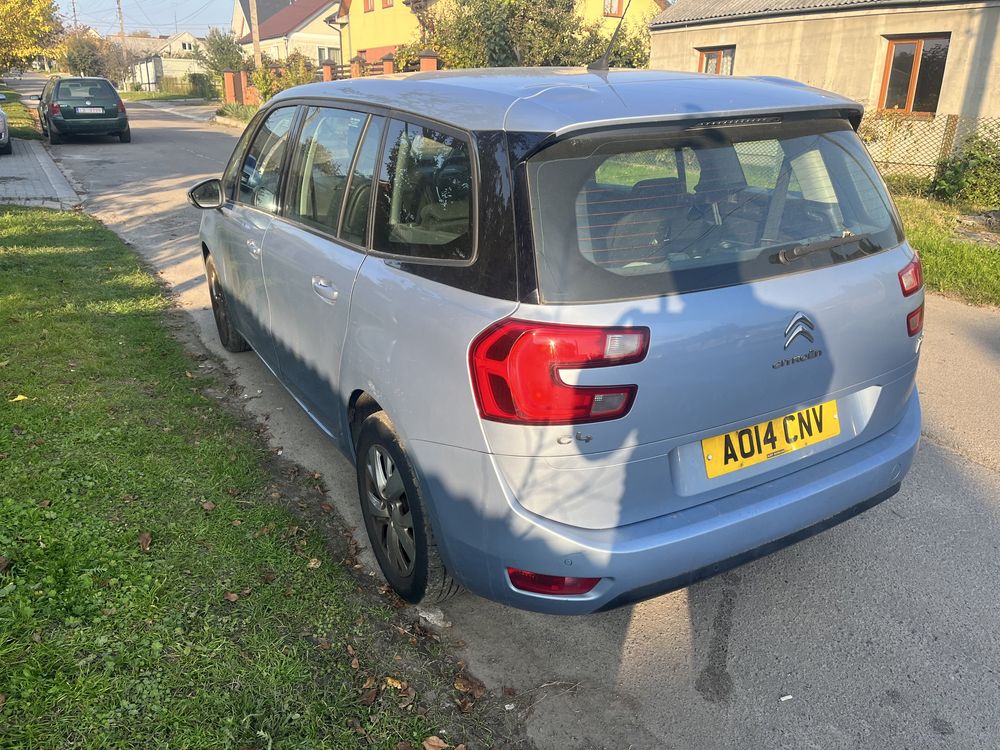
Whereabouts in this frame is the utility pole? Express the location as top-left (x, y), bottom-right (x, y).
top-left (71, 0), bottom-right (78, 27)
top-left (248, 0), bottom-right (263, 69)
top-left (116, 0), bottom-right (125, 41)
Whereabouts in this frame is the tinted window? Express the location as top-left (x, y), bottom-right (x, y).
top-left (285, 106), bottom-right (366, 234)
top-left (340, 115), bottom-right (385, 246)
top-left (372, 119), bottom-right (473, 261)
top-left (57, 79), bottom-right (117, 101)
top-left (527, 120), bottom-right (901, 303)
top-left (238, 107), bottom-right (296, 214)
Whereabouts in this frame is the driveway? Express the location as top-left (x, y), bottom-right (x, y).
top-left (25, 72), bottom-right (1000, 749)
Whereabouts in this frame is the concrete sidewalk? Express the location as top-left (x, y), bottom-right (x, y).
top-left (132, 99), bottom-right (219, 123)
top-left (0, 138), bottom-right (79, 208)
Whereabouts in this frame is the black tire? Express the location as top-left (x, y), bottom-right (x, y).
top-left (205, 253), bottom-right (250, 353)
top-left (356, 412), bottom-right (460, 604)
top-left (119, 127), bottom-right (131, 143)
top-left (47, 124), bottom-right (60, 145)
top-left (0, 142), bottom-right (11, 155)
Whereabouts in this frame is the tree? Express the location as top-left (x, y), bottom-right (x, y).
top-left (63, 31), bottom-right (107, 77)
top-left (395, 0), bottom-right (649, 70)
top-left (0, 0), bottom-right (62, 71)
top-left (276, 51), bottom-right (315, 90)
top-left (193, 28), bottom-right (247, 78)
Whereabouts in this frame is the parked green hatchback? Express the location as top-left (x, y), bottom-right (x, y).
top-left (31, 77), bottom-right (130, 145)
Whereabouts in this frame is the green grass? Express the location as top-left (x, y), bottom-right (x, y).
top-left (0, 85), bottom-right (41, 140)
top-left (895, 196), bottom-right (1000, 307)
top-left (0, 207), bottom-right (501, 749)
top-left (119, 91), bottom-right (205, 102)
top-left (216, 102), bottom-right (260, 122)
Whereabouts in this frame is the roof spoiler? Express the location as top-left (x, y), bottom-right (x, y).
top-left (750, 76), bottom-right (864, 130)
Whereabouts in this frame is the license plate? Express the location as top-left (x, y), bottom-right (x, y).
top-left (76, 107), bottom-right (104, 114)
top-left (702, 400), bottom-right (840, 479)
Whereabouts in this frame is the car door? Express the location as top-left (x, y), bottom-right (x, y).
top-left (218, 105), bottom-right (298, 369)
top-left (262, 106), bottom-right (385, 436)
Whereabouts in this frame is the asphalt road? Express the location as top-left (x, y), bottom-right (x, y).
top-left (14, 74), bottom-right (1000, 749)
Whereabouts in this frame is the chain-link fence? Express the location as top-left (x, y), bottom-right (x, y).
top-left (859, 112), bottom-right (1000, 179)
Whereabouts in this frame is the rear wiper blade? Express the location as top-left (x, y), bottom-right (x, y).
top-left (769, 232), bottom-right (872, 265)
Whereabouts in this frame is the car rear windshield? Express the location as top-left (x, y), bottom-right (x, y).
top-left (57, 80), bottom-right (117, 101)
top-left (525, 118), bottom-right (902, 303)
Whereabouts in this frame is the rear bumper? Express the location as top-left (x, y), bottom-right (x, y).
top-left (51, 115), bottom-right (128, 134)
top-left (411, 390), bottom-right (921, 614)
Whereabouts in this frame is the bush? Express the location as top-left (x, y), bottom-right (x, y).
top-left (188, 72), bottom-right (215, 99)
top-left (932, 133), bottom-right (1000, 209)
top-left (216, 102), bottom-right (258, 122)
top-left (884, 173), bottom-right (933, 198)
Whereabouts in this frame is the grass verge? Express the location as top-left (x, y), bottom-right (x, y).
top-left (0, 207), bottom-right (515, 749)
top-left (216, 102), bottom-right (260, 122)
top-left (119, 91), bottom-right (208, 102)
top-left (0, 85), bottom-right (41, 140)
top-left (895, 196), bottom-right (1000, 307)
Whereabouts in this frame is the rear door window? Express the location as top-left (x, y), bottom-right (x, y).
top-left (526, 119), bottom-right (901, 303)
top-left (339, 115), bottom-right (385, 246)
top-left (238, 106), bottom-right (296, 214)
top-left (372, 119), bottom-right (474, 262)
top-left (284, 106), bottom-right (367, 235)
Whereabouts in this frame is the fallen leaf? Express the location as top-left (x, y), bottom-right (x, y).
top-left (8, 395), bottom-right (29, 403)
top-left (262, 571), bottom-right (276, 584)
top-left (231, 519), bottom-right (242, 526)
top-left (350, 657), bottom-right (360, 670)
top-left (360, 688), bottom-right (378, 706)
top-left (346, 644), bottom-right (355, 655)
top-left (201, 501), bottom-right (216, 512)
top-left (422, 737), bottom-right (449, 750)
top-left (225, 487), bottom-right (240, 496)
top-left (362, 676), bottom-right (376, 689)
top-left (454, 746), bottom-right (466, 750)
top-left (395, 743), bottom-right (415, 750)
top-left (223, 592), bottom-right (239, 602)
top-left (312, 472), bottom-right (321, 480)
top-left (503, 686), bottom-right (516, 697)
top-left (31, 631), bottom-right (41, 643)
top-left (455, 696), bottom-right (473, 713)
top-left (385, 676), bottom-right (404, 690)
top-left (185, 371), bottom-right (194, 379)
top-left (37, 499), bottom-right (50, 508)
top-left (137, 532), bottom-right (152, 552)
top-left (254, 526), bottom-right (271, 538)
top-left (317, 639), bottom-right (330, 650)
top-left (307, 558), bottom-right (321, 569)
top-left (0, 557), bottom-right (8, 574)
top-left (320, 503), bottom-right (333, 513)
top-left (0, 359), bottom-right (9, 368)
top-left (0, 694), bottom-right (5, 710)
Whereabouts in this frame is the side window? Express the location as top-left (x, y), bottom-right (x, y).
top-left (222, 111), bottom-right (264, 202)
top-left (285, 106), bottom-right (367, 234)
top-left (238, 106), bottom-right (296, 213)
top-left (372, 119), bottom-right (474, 262)
top-left (339, 115), bottom-right (385, 246)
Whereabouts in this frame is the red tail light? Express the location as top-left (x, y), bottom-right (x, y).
top-left (898, 254), bottom-right (923, 296)
top-left (506, 567), bottom-right (601, 596)
top-left (49, 102), bottom-right (61, 117)
top-left (470, 319), bottom-right (649, 425)
top-left (907, 303), bottom-right (924, 337)
top-left (117, 100), bottom-right (126, 114)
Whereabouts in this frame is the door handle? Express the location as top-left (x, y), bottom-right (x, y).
top-left (246, 237), bottom-right (261, 257)
top-left (311, 276), bottom-right (339, 304)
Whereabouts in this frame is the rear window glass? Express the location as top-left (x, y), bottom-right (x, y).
top-left (57, 80), bottom-right (117, 100)
top-left (526, 119), bottom-right (901, 303)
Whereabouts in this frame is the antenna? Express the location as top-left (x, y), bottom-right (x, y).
top-left (587, 0), bottom-right (633, 72)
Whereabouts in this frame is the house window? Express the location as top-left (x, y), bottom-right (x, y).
top-left (382, 0), bottom-right (393, 7)
top-left (880, 35), bottom-right (950, 114)
top-left (181, 42), bottom-right (193, 51)
top-left (699, 46), bottom-right (735, 75)
top-left (318, 47), bottom-right (341, 65)
top-left (603, 0), bottom-right (623, 17)
top-left (364, 0), bottom-right (374, 11)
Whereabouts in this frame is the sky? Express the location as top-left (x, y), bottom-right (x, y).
top-left (59, 0), bottom-right (233, 37)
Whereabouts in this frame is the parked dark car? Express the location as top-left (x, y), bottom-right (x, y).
top-left (30, 76), bottom-right (130, 145)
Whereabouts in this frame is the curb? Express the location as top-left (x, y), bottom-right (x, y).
top-left (132, 100), bottom-right (214, 123)
top-left (211, 115), bottom-right (249, 130)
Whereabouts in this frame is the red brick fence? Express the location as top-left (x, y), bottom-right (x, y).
top-left (222, 50), bottom-right (440, 107)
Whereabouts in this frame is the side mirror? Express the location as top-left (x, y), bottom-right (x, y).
top-left (27, 94), bottom-right (40, 101)
top-left (187, 178), bottom-right (225, 210)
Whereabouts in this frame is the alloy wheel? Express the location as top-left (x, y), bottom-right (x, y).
top-left (364, 445), bottom-right (416, 577)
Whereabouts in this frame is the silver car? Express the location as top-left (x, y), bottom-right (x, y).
top-left (0, 94), bottom-right (11, 156)
top-left (188, 69), bottom-right (923, 614)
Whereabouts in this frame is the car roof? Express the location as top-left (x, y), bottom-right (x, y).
top-left (274, 67), bottom-right (862, 134)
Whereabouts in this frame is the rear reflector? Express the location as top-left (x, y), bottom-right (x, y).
top-left (898, 254), bottom-right (923, 296)
top-left (506, 567), bottom-right (601, 596)
top-left (470, 319), bottom-right (650, 425)
top-left (907, 303), bottom-right (924, 337)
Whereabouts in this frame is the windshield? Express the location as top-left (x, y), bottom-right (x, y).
top-left (525, 118), bottom-right (902, 303)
